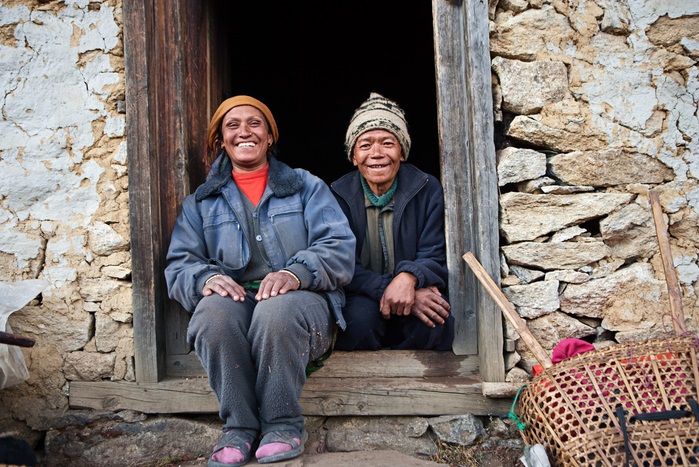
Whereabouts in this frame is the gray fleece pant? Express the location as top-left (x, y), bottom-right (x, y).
top-left (187, 290), bottom-right (333, 436)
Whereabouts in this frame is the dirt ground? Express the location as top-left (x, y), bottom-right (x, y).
top-left (163, 446), bottom-right (523, 467)
top-left (166, 450), bottom-right (443, 466)
top-left (159, 421), bottom-right (524, 467)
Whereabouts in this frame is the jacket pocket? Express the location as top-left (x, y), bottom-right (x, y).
top-left (268, 208), bottom-right (307, 259)
top-left (202, 212), bottom-right (247, 271)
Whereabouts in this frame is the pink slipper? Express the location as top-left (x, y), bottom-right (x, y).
top-left (255, 428), bottom-right (308, 464)
top-left (208, 429), bottom-right (255, 467)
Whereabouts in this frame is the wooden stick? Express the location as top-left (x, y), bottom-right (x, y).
top-left (0, 331), bottom-right (35, 348)
top-left (463, 252), bottom-right (552, 368)
top-left (482, 381), bottom-right (522, 398)
top-left (648, 190), bottom-right (686, 334)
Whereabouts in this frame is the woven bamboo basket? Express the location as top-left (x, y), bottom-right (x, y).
top-left (516, 336), bottom-right (699, 466)
top-left (464, 191), bottom-right (699, 466)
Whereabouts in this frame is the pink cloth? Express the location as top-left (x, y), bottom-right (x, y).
top-left (551, 338), bottom-right (595, 363)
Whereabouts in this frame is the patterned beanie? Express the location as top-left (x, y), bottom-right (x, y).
top-left (206, 95), bottom-right (279, 153)
top-left (344, 93), bottom-right (411, 161)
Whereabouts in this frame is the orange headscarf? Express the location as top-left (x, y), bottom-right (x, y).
top-left (206, 96), bottom-right (279, 153)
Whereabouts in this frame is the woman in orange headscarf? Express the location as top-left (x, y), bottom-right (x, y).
top-left (165, 96), bottom-right (355, 466)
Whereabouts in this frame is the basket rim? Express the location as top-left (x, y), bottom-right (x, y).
top-left (528, 335), bottom-right (699, 380)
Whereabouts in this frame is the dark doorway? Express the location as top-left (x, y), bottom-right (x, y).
top-left (211, 1), bottom-right (439, 185)
top-left (126, 0), bottom-right (499, 383)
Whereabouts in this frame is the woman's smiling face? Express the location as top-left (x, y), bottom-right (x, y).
top-left (220, 105), bottom-right (273, 172)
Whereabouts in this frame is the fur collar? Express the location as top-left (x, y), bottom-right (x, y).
top-left (195, 156), bottom-right (302, 201)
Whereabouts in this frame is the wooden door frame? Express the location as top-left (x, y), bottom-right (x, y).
top-left (432, 0), bottom-right (504, 381)
top-left (124, 0), bottom-right (504, 384)
top-left (124, 0), bottom-right (214, 382)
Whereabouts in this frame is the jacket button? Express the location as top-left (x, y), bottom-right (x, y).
top-left (256, 235), bottom-right (262, 241)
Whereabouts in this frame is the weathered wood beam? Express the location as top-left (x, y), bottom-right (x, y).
top-left (432, 0), bottom-right (504, 383)
top-left (69, 376), bottom-right (511, 417)
top-left (123, 0), bottom-right (165, 383)
top-left (482, 382), bottom-right (523, 398)
top-left (70, 351), bottom-right (513, 416)
top-left (166, 350), bottom-right (481, 379)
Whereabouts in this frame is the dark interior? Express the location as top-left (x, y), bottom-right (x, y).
top-left (213, 1), bottom-right (440, 185)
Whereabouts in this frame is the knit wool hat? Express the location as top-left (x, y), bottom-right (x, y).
top-left (206, 95), bottom-right (279, 153)
top-left (344, 92), bottom-right (411, 161)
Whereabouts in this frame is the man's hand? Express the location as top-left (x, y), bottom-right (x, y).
top-left (410, 286), bottom-right (450, 328)
top-left (380, 272), bottom-right (418, 318)
top-left (202, 275), bottom-right (247, 302)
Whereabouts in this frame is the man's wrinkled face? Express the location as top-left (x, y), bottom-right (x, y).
top-left (352, 129), bottom-right (404, 195)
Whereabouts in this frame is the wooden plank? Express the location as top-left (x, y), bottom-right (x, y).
top-left (182, 0), bottom-right (209, 188)
top-left (154, 0), bottom-right (195, 356)
top-left (69, 376), bottom-right (511, 417)
top-left (70, 378), bottom-right (218, 414)
top-left (167, 350), bottom-right (481, 379)
top-left (126, 0), bottom-right (212, 363)
top-left (123, 0), bottom-right (165, 383)
top-left (482, 382), bottom-right (523, 398)
top-left (167, 352), bottom-right (205, 378)
top-left (463, 0), bottom-right (506, 385)
top-left (432, 0), bottom-right (478, 357)
top-left (301, 377), bottom-right (511, 416)
top-left (649, 190), bottom-right (685, 333)
top-left (431, 0), bottom-right (504, 380)
top-left (312, 351), bottom-right (480, 378)
top-left (159, 1), bottom-right (221, 359)
top-left (76, 351), bottom-right (511, 417)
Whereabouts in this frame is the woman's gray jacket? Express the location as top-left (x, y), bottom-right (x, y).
top-left (165, 156), bottom-right (356, 330)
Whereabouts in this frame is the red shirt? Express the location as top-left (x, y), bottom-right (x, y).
top-left (232, 165), bottom-right (269, 206)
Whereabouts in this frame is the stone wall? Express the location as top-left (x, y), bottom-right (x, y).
top-left (0, 0), bottom-right (697, 464)
top-left (0, 0), bottom-right (129, 437)
top-left (490, 0), bottom-right (699, 376)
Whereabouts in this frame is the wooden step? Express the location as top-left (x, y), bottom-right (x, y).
top-left (69, 351), bottom-right (513, 416)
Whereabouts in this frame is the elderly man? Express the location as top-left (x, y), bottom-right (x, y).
top-left (331, 93), bottom-right (454, 351)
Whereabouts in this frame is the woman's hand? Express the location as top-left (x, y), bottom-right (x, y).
top-left (203, 275), bottom-right (247, 302)
top-left (255, 270), bottom-right (300, 301)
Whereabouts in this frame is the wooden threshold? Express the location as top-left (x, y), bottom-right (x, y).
top-left (69, 350), bottom-right (513, 416)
